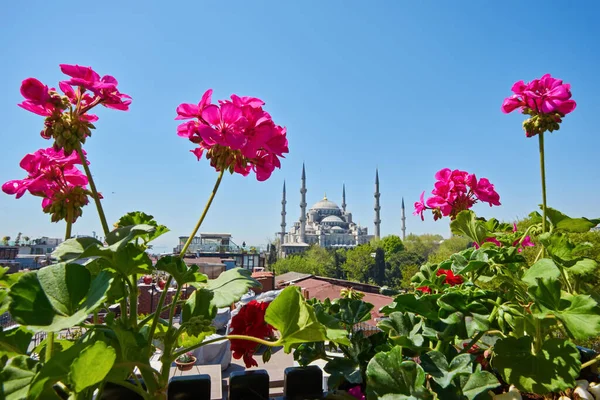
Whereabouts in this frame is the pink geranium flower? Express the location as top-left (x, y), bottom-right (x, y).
top-left (413, 168), bottom-right (500, 221)
top-left (2, 147), bottom-right (92, 223)
top-left (502, 74), bottom-right (575, 137)
top-left (18, 64), bottom-right (130, 152)
top-left (176, 89), bottom-right (288, 181)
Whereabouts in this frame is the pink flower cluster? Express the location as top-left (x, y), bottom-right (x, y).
top-left (176, 89), bottom-right (288, 181)
top-left (18, 64), bottom-right (130, 153)
top-left (414, 168), bottom-right (500, 221)
top-left (2, 148), bottom-right (93, 223)
top-left (502, 74), bottom-right (576, 137)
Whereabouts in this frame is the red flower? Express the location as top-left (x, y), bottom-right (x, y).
top-left (436, 269), bottom-right (463, 286)
top-left (416, 286), bottom-right (431, 294)
top-left (229, 300), bottom-right (274, 368)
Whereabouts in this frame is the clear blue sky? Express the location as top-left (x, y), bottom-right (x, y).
top-left (1, 1), bottom-right (599, 253)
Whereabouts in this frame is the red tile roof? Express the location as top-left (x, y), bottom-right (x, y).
top-left (252, 271), bottom-right (274, 278)
top-left (290, 278), bottom-right (393, 326)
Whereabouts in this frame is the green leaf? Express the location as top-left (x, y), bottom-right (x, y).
top-left (492, 337), bottom-right (580, 393)
top-left (450, 211), bottom-right (489, 245)
top-left (203, 268), bottom-right (259, 308)
top-left (69, 341), bottom-right (116, 392)
top-left (0, 327), bottom-right (33, 357)
top-left (265, 286), bottom-right (327, 352)
top-left (324, 357), bottom-right (362, 388)
top-left (105, 224), bottom-right (156, 249)
top-left (336, 298), bottom-right (374, 326)
top-left (529, 278), bottom-right (600, 340)
top-left (366, 346), bottom-right (431, 399)
top-left (182, 289), bottom-right (217, 324)
top-left (38, 263), bottom-right (90, 315)
top-left (461, 371), bottom-right (500, 400)
top-left (378, 312), bottom-right (424, 351)
top-left (114, 211), bottom-right (169, 242)
top-left (545, 207), bottom-right (600, 233)
top-left (521, 259), bottom-right (560, 287)
top-left (420, 351), bottom-right (472, 388)
top-left (570, 258), bottom-right (598, 276)
top-left (0, 268), bottom-right (23, 289)
top-left (437, 293), bottom-right (490, 337)
top-left (0, 356), bottom-right (39, 400)
top-left (380, 293), bottom-right (440, 321)
top-left (155, 255), bottom-right (203, 285)
top-left (52, 237), bottom-right (104, 261)
top-left (9, 268), bottom-right (113, 332)
top-left (314, 307), bottom-right (350, 346)
top-left (33, 339), bottom-right (75, 363)
top-left (28, 341), bottom-right (87, 399)
top-left (113, 243), bottom-right (153, 275)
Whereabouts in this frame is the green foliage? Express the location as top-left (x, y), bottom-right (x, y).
top-left (404, 234), bottom-right (444, 260)
top-left (366, 346), bottom-right (433, 400)
top-left (0, 327), bottom-right (33, 358)
top-left (265, 286), bottom-right (327, 352)
top-left (342, 244), bottom-right (375, 283)
top-left (201, 267), bottom-right (259, 308)
top-left (428, 236), bottom-right (471, 264)
top-left (9, 266), bottom-right (112, 332)
top-left (69, 341), bottom-right (116, 393)
top-left (0, 356), bottom-right (39, 400)
top-left (492, 337), bottom-right (580, 393)
top-left (380, 235), bottom-right (405, 259)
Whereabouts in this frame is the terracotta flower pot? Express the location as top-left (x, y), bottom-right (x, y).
top-left (175, 356), bottom-right (196, 371)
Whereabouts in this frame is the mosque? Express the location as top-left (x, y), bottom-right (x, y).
top-left (278, 164), bottom-right (406, 257)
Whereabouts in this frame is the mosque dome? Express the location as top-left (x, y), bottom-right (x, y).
top-left (321, 215), bottom-right (345, 227)
top-left (310, 195), bottom-right (340, 211)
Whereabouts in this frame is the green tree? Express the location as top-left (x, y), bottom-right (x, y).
top-left (14, 232), bottom-right (22, 246)
top-left (428, 235), bottom-right (472, 263)
top-left (380, 235), bottom-right (405, 260)
top-left (385, 251), bottom-right (426, 289)
top-left (23, 236), bottom-right (30, 246)
top-left (404, 233), bottom-right (443, 260)
top-left (267, 240), bottom-right (278, 268)
top-left (2, 236), bottom-right (10, 246)
top-left (304, 245), bottom-right (336, 277)
top-left (342, 243), bottom-right (375, 283)
top-left (272, 255), bottom-right (312, 275)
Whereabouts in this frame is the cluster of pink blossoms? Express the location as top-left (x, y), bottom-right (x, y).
top-left (502, 74), bottom-right (576, 137)
top-left (176, 89), bottom-right (288, 181)
top-left (414, 168), bottom-right (500, 221)
top-left (19, 64), bottom-right (130, 154)
top-left (2, 148), bottom-right (95, 223)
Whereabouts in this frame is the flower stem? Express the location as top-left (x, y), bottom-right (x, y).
top-left (581, 354), bottom-right (600, 370)
top-left (172, 334), bottom-right (281, 360)
top-left (76, 147), bottom-right (110, 236)
top-left (150, 170), bottom-right (226, 347)
top-left (47, 212), bottom-right (74, 362)
top-left (539, 133), bottom-right (548, 234)
top-left (178, 169), bottom-right (225, 257)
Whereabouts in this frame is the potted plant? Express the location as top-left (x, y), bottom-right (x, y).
top-left (142, 275), bottom-right (153, 285)
top-left (0, 64), bottom-right (335, 400)
top-left (175, 352), bottom-right (196, 371)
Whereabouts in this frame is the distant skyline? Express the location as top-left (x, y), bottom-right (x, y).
top-left (1, 1), bottom-right (599, 253)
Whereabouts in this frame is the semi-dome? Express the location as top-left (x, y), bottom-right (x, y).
top-left (310, 195), bottom-right (340, 211)
top-left (322, 215), bottom-right (344, 223)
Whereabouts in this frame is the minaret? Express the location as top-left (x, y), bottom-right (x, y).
top-left (299, 163), bottom-right (307, 243)
top-left (401, 197), bottom-right (406, 241)
top-left (374, 169), bottom-right (381, 239)
top-left (280, 181), bottom-right (287, 246)
top-left (341, 184), bottom-right (347, 213)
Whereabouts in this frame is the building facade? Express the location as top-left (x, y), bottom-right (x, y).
top-left (279, 164), bottom-right (381, 257)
